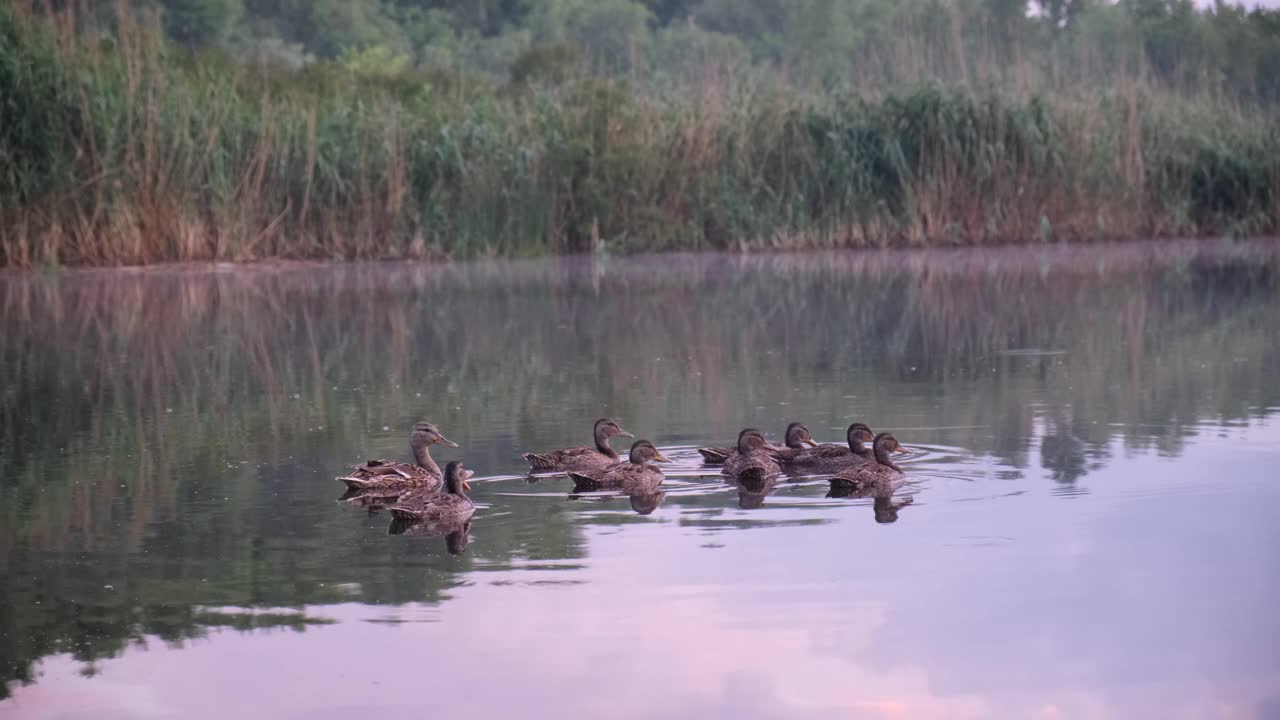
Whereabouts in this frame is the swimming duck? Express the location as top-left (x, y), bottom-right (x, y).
top-left (775, 422), bottom-right (876, 472)
top-left (827, 433), bottom-right (909, 493)
top-left (568, 440), bottom-right (669, 493)
top-left (523, 418), bottom-right (634, 472)
top-left (388, 461), bottom-right (475, 523)
top-left (698, 422), bottom-right (817, 465)
top-left (337, 422), bottom-right (458, 492)
top-left (721, 429), bottom-right (781, 485)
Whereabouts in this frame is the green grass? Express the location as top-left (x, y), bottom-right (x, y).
top-left (1, 4), bottom-right (1277, 267)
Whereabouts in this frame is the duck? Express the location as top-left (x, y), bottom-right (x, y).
top-left (775, 422), bottom-right (876, 473)
top-left (698, 422), bottom-right (817, 465)
top-left (827, 433), bottom-right (910, 494)
top-left (568, 439), bottom-right (669, 493)
top-left (337, 422), bottom-right (458, 492)
top-left (523, 418), bottom-right (634, 472)
top-left (721, 429), bottom-right (781, 486)
top-left (388, 461), bottom-right (476, 523)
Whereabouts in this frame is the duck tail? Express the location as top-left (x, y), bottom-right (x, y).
top-left (388, 506), bottom-right (421, 521)
top-left (523, 453), bottom-right (558, 471)
top-left (568, 472), bottom-right (602, 492)
top-left (697, 448), bottom-right (730, 465)
top-left (337, 475), bottom-right (371, 490)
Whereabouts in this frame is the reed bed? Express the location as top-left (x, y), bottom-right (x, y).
top-left (1, 4), bottom-right (1278, 267)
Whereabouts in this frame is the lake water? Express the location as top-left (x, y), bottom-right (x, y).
top-left (2, 242), bottom-right (1278, 720)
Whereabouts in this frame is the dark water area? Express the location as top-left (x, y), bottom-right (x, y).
top-left (1, 242), bottom-right (1278, 719)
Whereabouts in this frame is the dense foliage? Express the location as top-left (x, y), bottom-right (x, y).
top-left (1, 2), bottom-right (1278, 265)
top-left (122, 0), bottom-right (1280, 104)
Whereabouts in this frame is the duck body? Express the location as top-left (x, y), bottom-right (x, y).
top-left (525, 446), bottom-right (617, 473)
top-left (698, 441), bottom-right (785, 465)
top-left (389, 491), bottom-right (475, 523)
top-left (523, 418), bottom-right (633, 472)
top-left (828, 469), bottom-right (905, 495)
top-left (388, 462), bottom-right (475, 523)
top-left (721, 429), bottom-right (782, 486)
top-left (701, 422), bottom-right (816, 466)
top-left (337, 422), bottom-right (457, 492)
top-left (568, 440), bottom-right (669, 493)
top-left (338, 461), bottom-right (442, 493)
top-left (776, 423), bottom-right (876, 473)
top-left (827, 433), bottom-right (909, 493)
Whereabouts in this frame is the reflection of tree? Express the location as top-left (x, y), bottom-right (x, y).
top-left (0, 243), bottom-right (1277, 696)
top-left (1040, 426), bottom-right (1088, 484)
top-left (0, 596), bottom-right (332, 700)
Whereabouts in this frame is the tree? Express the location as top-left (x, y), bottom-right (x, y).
top-left (162, 0), bottom-right (244, 46)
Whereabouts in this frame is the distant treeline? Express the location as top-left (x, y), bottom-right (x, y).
top-left (92, 0), bottom-right (1280, 103)
top-left (1, 1), bottom-right (1278, 266)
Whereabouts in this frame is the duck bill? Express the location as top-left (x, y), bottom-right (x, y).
top-left (618, 429), bottom-right (635, 439)
top-left (437, 435), bottom-right (460, 448)
top-left (805, 438), bottom-right (820, 447)
top-left (895, 447), bottom-right (911, 454)
top-left (653, 451), bottom-right (672, 463)
top-left (462, 480), bottom-right (472, 492)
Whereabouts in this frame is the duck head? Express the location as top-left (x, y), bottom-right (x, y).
top-left (412, 422), bottom-right (459, 449)
top-left (593, 418), bottom-right (634, 455)
top-left (627, 439), bottom-right (670, 465)
top-left (411, 422), bottom-right (458, 468)
top-left (736, 428), bottom-right (768, 454)
top-left (846, 423), bottom-right (875, 452)
top-left (784, 422), bottom-right (819, 449)
top-left (871, 432), bottom-right (909, 469)
top-left (443, 460), bottom-right (473, 494)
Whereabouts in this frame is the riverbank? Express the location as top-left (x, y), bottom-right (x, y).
top-left (3, 6), bottom-right (1278, 268)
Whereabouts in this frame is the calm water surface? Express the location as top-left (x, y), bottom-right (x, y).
top-left (2, 242), bottom-right (1279, 719)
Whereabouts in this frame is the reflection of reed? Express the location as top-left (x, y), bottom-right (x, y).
top-left (0, 243), bottom-right (1277, 696)
top-left (2, 242), bottom-right (1277, 557)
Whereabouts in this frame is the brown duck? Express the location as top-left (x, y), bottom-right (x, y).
top-left (775, 422), bottom-right (876, 473)
top-left (568, 440), bottom-right (669, 493)
top-left (698, 422), bottom-right (817, 465)
top-left (721, 429), bottom-right (781, 486)
top-left (388, 461), bottom-right (476, 523)
top-left (523, 418), bottom-right (634, 472)
top-left (337, 422), bottom-right (458, 492)
top-left (828, 433), bottom-right (910, 494)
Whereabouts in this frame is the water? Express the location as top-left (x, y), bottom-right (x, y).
top-left (2, 242), bottom-right (1278, 719)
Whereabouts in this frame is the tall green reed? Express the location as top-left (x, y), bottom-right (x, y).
top-left (1, 3), bottom-right (1277, 267)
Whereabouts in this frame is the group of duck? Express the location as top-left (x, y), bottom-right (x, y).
top-left (525, 418), bottom-right (909, 495)
top-left (334, 418), bottom-right (912, 540)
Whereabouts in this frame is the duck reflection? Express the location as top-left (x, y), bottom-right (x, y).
top-left (628, 492), bottom-right (666, 516)
top-left (732, 473), bottom-right (777, 510)
top-left (388, 518), bottom-right (473, 555)
top-left (826, 482), bottom-right (914, 524)
top-left (567, 489), bottom-right (668, 516)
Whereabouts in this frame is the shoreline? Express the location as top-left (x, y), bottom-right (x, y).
top-left (3, 236), bottom-right (1276, 279)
